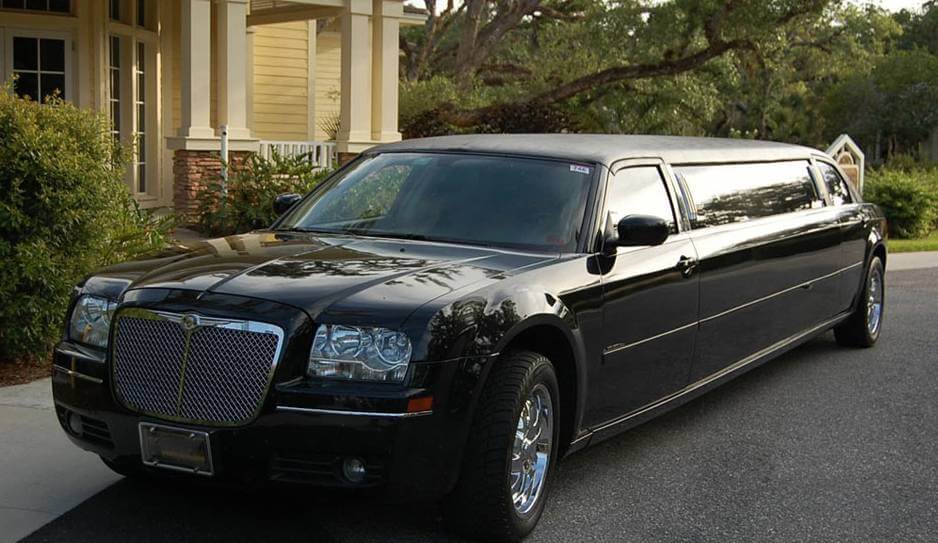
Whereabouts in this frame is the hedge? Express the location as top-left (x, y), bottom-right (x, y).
top-left (864, 168), bottom-right (938, 239)
top-left (0, 87), bottom-right (172, 363)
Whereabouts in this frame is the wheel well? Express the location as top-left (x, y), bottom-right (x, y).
top-left (874, 244), bottom-right (886, 268)
top-left (505, 325), bottom-right (578, 455)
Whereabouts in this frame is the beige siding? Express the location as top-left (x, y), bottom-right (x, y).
top-left (314, 30), bottom-right (341, 142)
top-left (251, 21), bottom-right (309, 140)
top-left (168, 1), bottom-right (181, 133)
top-left (210, 4), bottom-right (218, 130)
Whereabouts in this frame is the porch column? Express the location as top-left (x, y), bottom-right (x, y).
top-left (215, 0), bottom-right (253, 140)
top-left (178, 0), bottom-right (214, 139)
top-left (246, 25), bottom-right (256, 132)
top-left (337, 0), bottom-right (373, 153)
top-left (371, 0), bottom-right (402, 143)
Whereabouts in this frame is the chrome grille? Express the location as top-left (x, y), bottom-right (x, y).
top-left (111, 310), bottom-right (284, 426)
top-left (112, 318), bottom-right (186, 417)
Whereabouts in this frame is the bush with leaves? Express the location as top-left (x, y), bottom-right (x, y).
top-left (0, 88), bottom-right (173, 363)
top-left (196, 151), bottom-right (332, 237)
top-left (864, 168), bottom-right (937, 239)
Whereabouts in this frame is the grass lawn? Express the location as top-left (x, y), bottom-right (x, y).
top-left (889, 231), bottom-right (938, 253)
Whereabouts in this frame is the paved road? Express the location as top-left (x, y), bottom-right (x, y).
top-left (5, 265), bottom-right (938, 542)
top-left (0, 381), bottom-right (120, 543)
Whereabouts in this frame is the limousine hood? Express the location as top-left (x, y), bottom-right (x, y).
top-left (85, 231), bottom-right (554, 326)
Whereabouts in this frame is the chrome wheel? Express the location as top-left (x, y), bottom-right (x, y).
top-left (867, 266), bottom-right (884, 335)
top-left (510, 383), bottom-right (553, 515)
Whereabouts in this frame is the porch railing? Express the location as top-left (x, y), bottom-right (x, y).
top-left (258, 140), bottom-right (336, 171)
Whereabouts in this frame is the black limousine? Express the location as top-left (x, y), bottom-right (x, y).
top-left (53, 135), bottom-right (886, 541)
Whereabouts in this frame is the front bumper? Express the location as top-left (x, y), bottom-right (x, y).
top-left (52, 341), bottom-right (493, 501)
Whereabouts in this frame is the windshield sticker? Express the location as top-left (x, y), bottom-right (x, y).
top-left (570, 164), bottom-right (591, 175)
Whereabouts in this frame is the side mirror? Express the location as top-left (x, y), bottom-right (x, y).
top-left (608, 214), bottom-right (670, 248)
top-left (273, 193), bottom-right (302, 216)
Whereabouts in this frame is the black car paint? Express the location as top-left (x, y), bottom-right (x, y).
top-left (52, 141), bottom-right (886, 501)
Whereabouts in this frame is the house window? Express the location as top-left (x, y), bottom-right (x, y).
top-left (106, 0), bottom-right (157, 198)
top-left (134, 41), bottom-right (147, 194)
top-left (109, 36), bottom-right (122, 144)
top-left (11, 36), bottom-right (66, 101)
top-left (1, 0), bottom-right (70, 13)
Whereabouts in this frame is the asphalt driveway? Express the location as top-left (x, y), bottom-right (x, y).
top-left (4, 260), bottom-right (938, 542)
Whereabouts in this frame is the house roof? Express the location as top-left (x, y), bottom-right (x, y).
top-left (369, 134), bottom-right (823, 167)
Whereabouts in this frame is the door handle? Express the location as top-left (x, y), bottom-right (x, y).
top-left (677, 256), bottom-right (698, 278)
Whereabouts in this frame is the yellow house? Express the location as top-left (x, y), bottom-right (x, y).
top-left (0, 0), bottom-right (425, 214)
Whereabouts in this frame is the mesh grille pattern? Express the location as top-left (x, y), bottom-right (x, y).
top-left (111, 312), bottom-right (282, 426)
top-left (113, 318), bottom-right (186, 418)
top-left (180, 327), bottom-right (281, 424)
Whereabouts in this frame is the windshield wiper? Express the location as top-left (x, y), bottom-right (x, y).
top-left (344, 230), bottom-right (498, 248)
top-left (275, 226), bottom-right (341, 234)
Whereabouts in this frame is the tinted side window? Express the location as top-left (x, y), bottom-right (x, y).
top-left (817, 162), bottom-right (853, 206)
top-left (677, 161), bottom-right (820, 229)
top-left (607, 166), bottom-right (677, 233)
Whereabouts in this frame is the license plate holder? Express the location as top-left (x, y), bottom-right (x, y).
top-left (139, 422), bottom-right (214, 476)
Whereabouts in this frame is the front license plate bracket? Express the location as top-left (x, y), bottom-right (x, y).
top-left (139, 422), bottom-right (214, 476)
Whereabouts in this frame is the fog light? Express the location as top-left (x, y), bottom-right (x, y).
top-left (67, 412), bottom-right (83, 436)
top-left (342, 457), bottom-right (367, 483)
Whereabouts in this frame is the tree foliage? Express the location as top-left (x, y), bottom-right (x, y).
top-left (399, 0), bottom-right (936, 157)
top-left (824, 49), bottom-right (938, 157)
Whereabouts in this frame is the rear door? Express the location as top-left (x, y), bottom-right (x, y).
top-left (814, 159), bottom-right (868, 311)
top-left (676, 161), bottom-right (842, 381)
top-left (588, 160), bottom-right (699, 426)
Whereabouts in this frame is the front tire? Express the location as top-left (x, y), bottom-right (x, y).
top-left (834, 255), bottom-right (884, 347)
top-left (442, 351), bottom-right (560, 542)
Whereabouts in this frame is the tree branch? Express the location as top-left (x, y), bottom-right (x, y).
top-left (435, 38), bottom-right (754, 127)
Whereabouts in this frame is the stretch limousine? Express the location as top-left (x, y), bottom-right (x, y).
top-left (53, 135), bottom-right (886, 541)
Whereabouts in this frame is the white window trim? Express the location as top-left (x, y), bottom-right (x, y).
top-left (107, 0), bottom-right (158, 200)
top-left (1, 27), bottom-right (74, 101)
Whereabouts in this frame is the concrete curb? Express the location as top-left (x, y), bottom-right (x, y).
top-left (887, 250), bottom-right (938, 272)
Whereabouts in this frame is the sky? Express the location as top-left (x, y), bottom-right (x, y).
top-left (868, 0), bottom-right (929, 11)
top-left (416, 0), bottom-right (931, 13)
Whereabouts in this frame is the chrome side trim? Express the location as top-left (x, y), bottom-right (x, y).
top-left (275, 406), bottom-right (433, 418)
top-left (602, 261), bottom-right (863, 356)
top-left (590, 312), bottom-right (849, 436)
top-left (52, 365), bottom-right (104, 385)
top-left (700, 261), bottom-right (863, 324)
top-left (603, 321), bottom-right (697, 356)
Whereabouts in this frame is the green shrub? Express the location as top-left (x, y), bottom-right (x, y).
top-left (195, 151), bottom-right (332, 237)
top-left (0, 88), bottom-right (173, 363)
top-left (864, 168), bottom-right (937, 239)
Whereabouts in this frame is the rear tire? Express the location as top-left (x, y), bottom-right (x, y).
top-left (442, 351), bottom-right (560, 542)
top-left (834, 256), bottom-right (884, 348)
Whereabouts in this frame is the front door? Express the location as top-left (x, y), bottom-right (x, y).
top-left (587, 161), bottom-right (699, 427)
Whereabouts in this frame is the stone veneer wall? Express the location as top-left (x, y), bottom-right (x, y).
top-left (173, 150), bottom-right (251, 222)
top-left (336, 152), bottom-right (359, 167)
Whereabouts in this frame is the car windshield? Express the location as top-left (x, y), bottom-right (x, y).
top-left (276, 152), bottom-right (595, 252)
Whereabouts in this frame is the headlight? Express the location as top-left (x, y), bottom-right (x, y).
top-left (69, 295), bottom-right (117, 348)
top-left (307, 324), bottom-right (413, 383)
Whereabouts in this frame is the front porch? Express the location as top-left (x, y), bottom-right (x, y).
top-left (168, 0), bottom-right (423, 215)
top-left (0, 0), bottom-right (423, 215)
